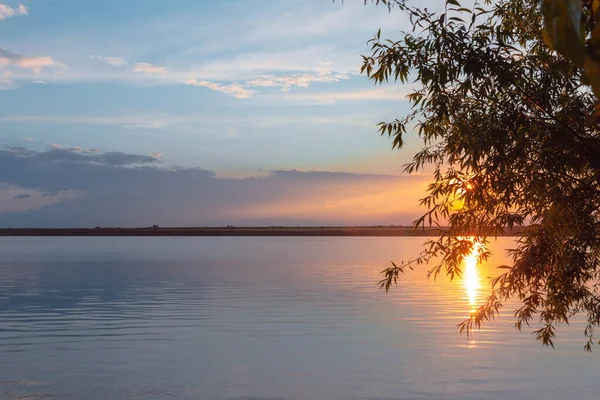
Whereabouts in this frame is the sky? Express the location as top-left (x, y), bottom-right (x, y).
top-left (0, 0), bottom-right (432, 227)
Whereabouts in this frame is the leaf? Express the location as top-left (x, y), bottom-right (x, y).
top-left (593, 0), bottom-right (600, 22)
top-left (584, 56), bottom-right (600, 108)
top-left (541, 0), bottom-right (585, 67)
top-left (585, 9), bottom-right (600, 103)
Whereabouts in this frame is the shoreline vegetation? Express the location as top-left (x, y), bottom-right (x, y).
top-left (0, 226), bottom-right (527, 237)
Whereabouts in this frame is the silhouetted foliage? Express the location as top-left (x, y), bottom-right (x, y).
top-left (364, 0), bottom-right (600, 351)
top-left (541, 0), bottom-right (600, 104)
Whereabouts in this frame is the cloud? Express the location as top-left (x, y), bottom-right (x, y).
top-left (45, 144), bottom-right (100, 153)
top-left (0, 113), bottom-right (375, 132)
top-left (0, 4), bottom-right (27, 20)
top-left (22, 137), bottom-right (34, 142)
top-left (0, 78), bottom-right (15, 90)
top-left (133, 62), bottom-right (169, 74)
top-left (243, 2), bottom-right (404, 45)
top-left (183, 79), bottom-right (254, 99)
top-left (0, 147), bottom-right (161, 194)
top-left (167, 1), bottom-right (406, 78)
top-left (0, 147), bottom-right (428, 227)
top-left (32, 80), bottom-right (46, 84)
top-left (0, 183), bottom-right (81, 213)
top-left (0, 1), bottom-right (412, 99)
top-left (280, 86), bottom-right (415, 104)
top-left (90, 55), bottom-right (129, 67)
top-left (0, 47), bottom-right (58, 72)
top-left (185, 45), bottom-right (357, 81)
top-left (181, 69), bottom-right (349, 98)
top-left (247, 70), bottom-right (350, 92)
top-left (0, 114), bottom-right (199, 129)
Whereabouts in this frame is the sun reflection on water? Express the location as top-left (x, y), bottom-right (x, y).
top-left (463, 243), bottom-right (481, 310)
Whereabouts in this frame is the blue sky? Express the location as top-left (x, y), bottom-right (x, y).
top-left (0, 0), bottom-right (431, 227)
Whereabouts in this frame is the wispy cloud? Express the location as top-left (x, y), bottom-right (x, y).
top-left (0, 78), bottom-right (15, 90)
top-left (90, 55), bottom-right (129, 67)
top-left (45, 144), bottom-right (100, 153)
top-left (244, 3), bottom-right (402, 45)
top-left (0, 114), bottom-right (197, 129)
top-left (0, 113), bottom-right (375, 135)
top-left (281, 86), bottom-right (414, 104)
top-left (180, 69), bottom-right (350, 99)
top-left (0, 1), bottom-right (409, 103)
top-left (0, 4), bottom-right (27, 20)
top-left (186, 45), bottom-right (356, 81)
top-left (133, 62), bottom-right (169, 74)
top-left (22, 137), bottom-right (34, 142)
top-left (183, 79), bottom-right (254, 99)
top-left (0, 184), bottom-right (81, 214)
top-left (247, 70), bottom-right (350, 92)
top-left (0, 47), bottom-right (58, 73)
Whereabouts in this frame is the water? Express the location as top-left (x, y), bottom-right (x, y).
top-left (0, 237), bottom-right (598, 400)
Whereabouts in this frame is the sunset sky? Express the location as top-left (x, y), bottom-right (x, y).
top-left (0, 0), bottom-right (434, 227)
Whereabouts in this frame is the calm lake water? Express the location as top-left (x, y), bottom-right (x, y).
top-left (1, 237), bottom-right (599, 400)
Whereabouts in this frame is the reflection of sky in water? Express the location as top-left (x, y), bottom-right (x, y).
top-left (0, 237), bottom-right (599, 400)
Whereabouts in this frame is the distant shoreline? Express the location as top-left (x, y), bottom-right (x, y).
top-left (0, 226), bottom-right (525, 237)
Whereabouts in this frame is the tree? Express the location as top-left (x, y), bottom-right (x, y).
top-left (541, 0), bottom-right (600, 102)
top-left (363, 0), bottom-right (600, 350)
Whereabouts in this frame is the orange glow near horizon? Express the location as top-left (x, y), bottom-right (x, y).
top-left (228, 179), bottom-right (430, 222)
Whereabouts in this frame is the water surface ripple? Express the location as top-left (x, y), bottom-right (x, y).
top-left (0, 237), bottom-right (598, 400)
